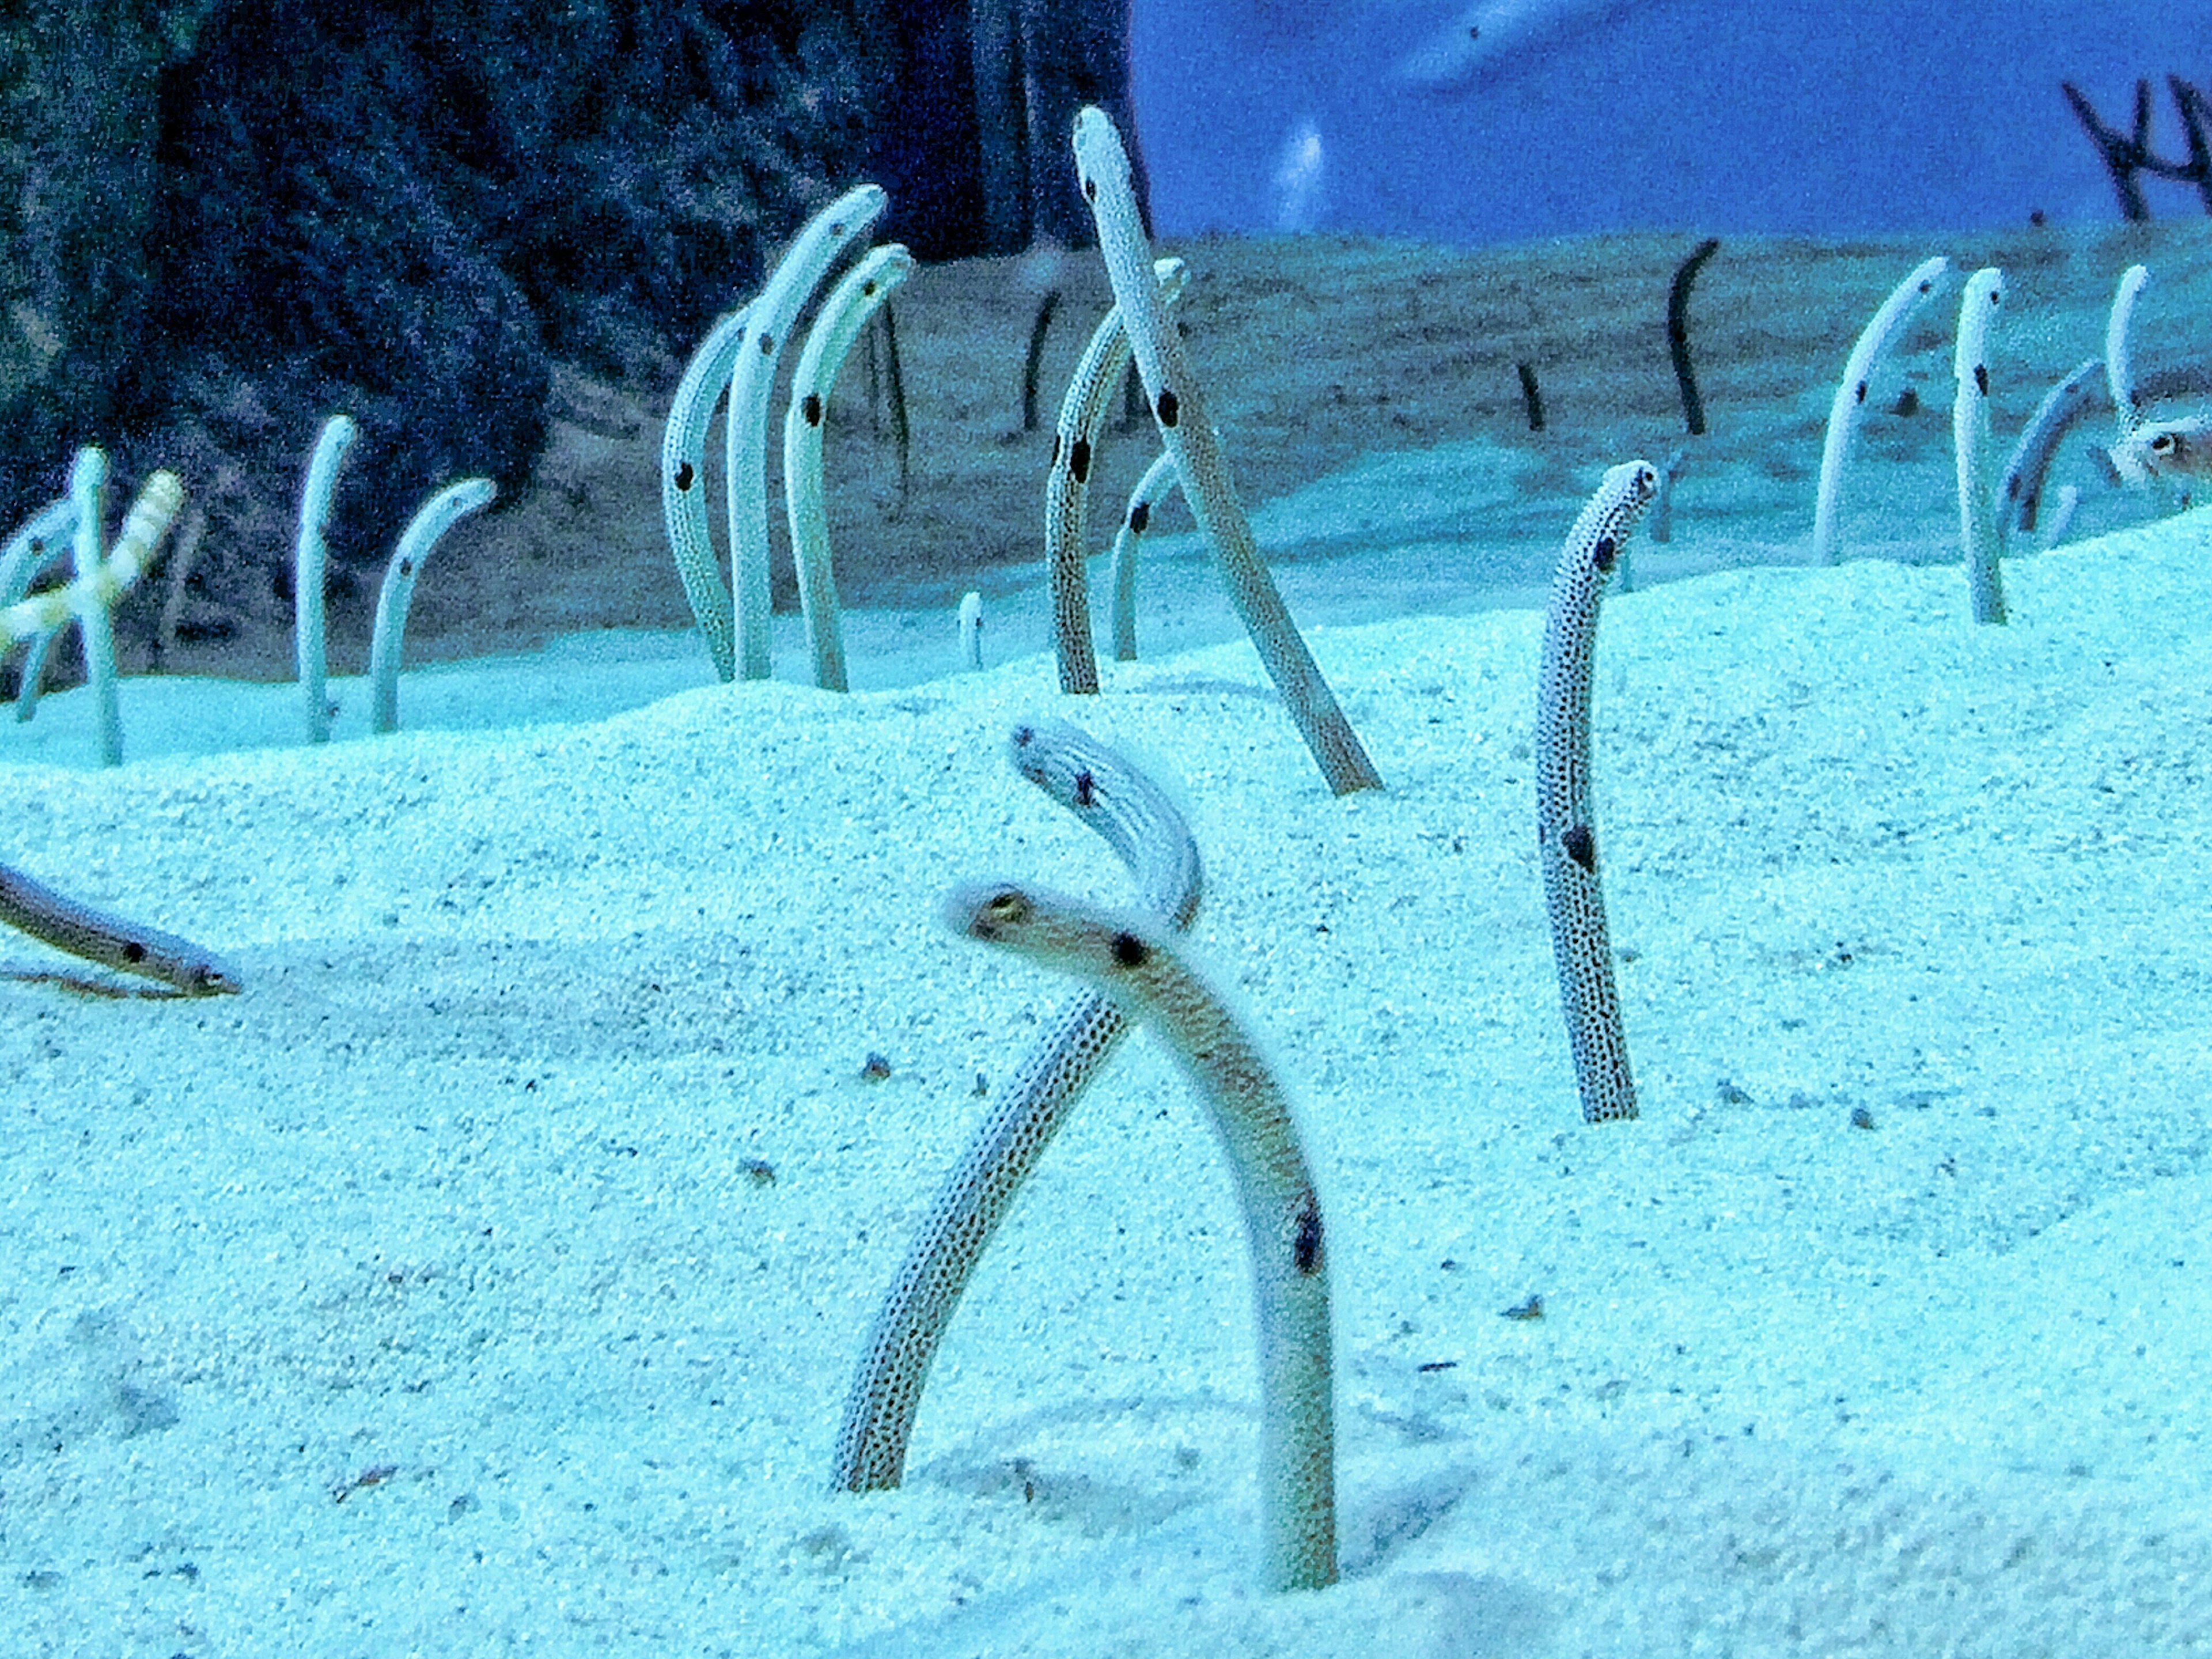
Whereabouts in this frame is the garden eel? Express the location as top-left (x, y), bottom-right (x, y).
top-left (70, 449), bottom-right (123, 766)
top-left (1643, 444), bottom-right (1685, 552)
top-left (2106, 263), bottom-right (2149, 448)
top-left (662, 302), bottom-right (752, 682)
top-left (832, 721), bottom-right (1201, 1495)
top-left (5, 460), bottom-right (177, 758)
top-left (1109, 448), bottom-right (1183, 662)
top-left (956, 592), bottom-right (984, 671)
top-left (784, 243), bottom-right (916, 692)
top-left (2000, 359), bottom-right (2104, 539)
top-left (0, 858), bottom-right (240, 995)
top-left (1, 470), bottom-right (184, 657)
top-left (3, 497), bottom-right (74, 724)
top-left (1999, 357), bottom-right (2212, 539)
top-left (1537, 459), bottom-right (1658, 1126)
top-left (1070, 106), bottom-right (1381, 797)
top-left (295, 413), bottom-right (359, 743)
top-left (0, 497), bottom-right (74, 608)
top-left (367, 477), bottom-right (495, 734)
top-left (1814, 255), bottom-right (1948, 565)
top-left (938, 880), bottom-right (1336, 1594)
top-left (1045, 255), bottom-right (1188, 694)
top-left (1952, 267), bottom-right (2006, 626)
top-left (726, 182), bottom-right (888, 681)
top-left (1665, 237), bottom-right (1721, 437)
top-left (0, 468), bottom-right (233, 994)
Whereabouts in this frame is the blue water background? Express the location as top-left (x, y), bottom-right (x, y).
top-left (1135, 0), bottom-right (2212, 242)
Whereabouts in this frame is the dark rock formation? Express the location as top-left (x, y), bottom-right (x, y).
top-left (869, 0), bottom-right (1148, 259)
top-left (0, 0), bottom-right (1143, 669)
top-left (4, 0), bottom-right (1027, 662)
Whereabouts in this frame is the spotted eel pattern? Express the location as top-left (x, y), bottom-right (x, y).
top-left (0, 471), bottom-right (184, 657)
top-left (832, 721), bottom-right (1201, 1495)
top-left (367, 478), bottom-right (496, 734)
top-left (0, 858), bottom-right (240, 995)
top-left (660, 304), bottom-right (752, 682)
top-left (725, 183), bottom-right (888, 681)
top-left (1952, 267), bottom-right (2006, 626)
top-left (1537, 460), bottom-right (1658, 1125)
top-left (2105, 263), bottom-right (2150, 444)
top-left (1814, 255), bottom-right (1948, 565)
top-left (1046, 255), bottom-right (1187, 693)
top-left (940, 878), bottom-right (1335, 1593)
top-left (784, 243), bottom-right (916, 692)
top-left (1071, 106), bottom-right (1381, 797)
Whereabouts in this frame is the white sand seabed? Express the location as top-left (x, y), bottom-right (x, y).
top-left (5, 506), bottom-right (2212, 1654)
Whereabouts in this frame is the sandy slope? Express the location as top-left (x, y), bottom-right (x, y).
top-left (5, 496), bottom-right (2211, 1653)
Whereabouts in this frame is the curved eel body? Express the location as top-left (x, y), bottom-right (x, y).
top-left (1071, 107), bottom-right (1381, 796)
top-left (0, 859), bottom-right (240, 995)
top-left (832, 721), bottom-right (1200, 1494)
top-left (1536, 459), bottom-right (1658, 1124)
top-left (940, 879), bottom-right (1336, 1593)
top-left (1045, 256), bottom-right (1187, 693)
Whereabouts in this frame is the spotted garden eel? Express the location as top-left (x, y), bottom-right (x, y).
top-left (294, 413), bottom-right (358, 743)
top-left (0, 469), bottom-right (233, 995)
top-left (834, 720), bottom-right (1202, 1494)
top-left (1537, 460), bottom-right (1658, 1126)
top-left (2092, 266), bottom-right (2212, 493)
top-left (1110, 448), bottom-right (1183, 661)
top-left (1999, 358), bottom-right (2103, 542)
top-left (1998, 355), bottom-right (2212, 538)
top-left (940, 880), bottom-right (1336, 1594)
top-left (70, 448), bottom-right (124, 766)
top-left (2, 495), bottom-right (74, 719)
top-left (662, 303), bottom-right (752, 681)
top-left (0, 497), bottom-right (73, 604)
top-left (367, 478), bottom-right (495, 734)
top-left (726, 183), bottom-right (888, 681)
top-left (957, 592), bottom-right (984, 671)
top-left (0, 856), bottom-right (240, 995)
top-left (1070, 107), bottom-right (1381, 797)
top-left (783, 244), bottom-right (916, 692)
top-left (1813, 255), bottom-right (1948, 565)
top-left (1643, 444), bottom-right (1685, 552)
top-left (2105, 263), bottom-right (2150, 454)
top-left (1952, 267), bottom-right (2006, 626)
top-left (1046, 255), bottom-right (1188, 694)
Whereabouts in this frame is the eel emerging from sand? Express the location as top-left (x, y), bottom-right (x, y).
top-left (1537, 459), bottom-right (1658, 1124)
top-left (832, 721), bottom-right (1200, 1494)
top-left (940, 878), bottom-right (1336, 1593)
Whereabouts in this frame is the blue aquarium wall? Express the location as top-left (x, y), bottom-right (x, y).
top-left (1134, 0), bottom-right (2212, 241)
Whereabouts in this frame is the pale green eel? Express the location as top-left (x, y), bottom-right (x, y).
top-left (1044, 255), bottom-right (1186, 693)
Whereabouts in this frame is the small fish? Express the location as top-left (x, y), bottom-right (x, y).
top-left (2111, 415), bottom-right (2212, 484)
top-left (1395, 0), bottom-right (1660, 92)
